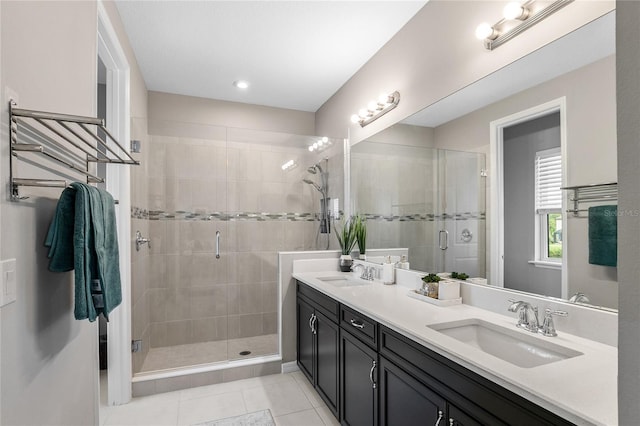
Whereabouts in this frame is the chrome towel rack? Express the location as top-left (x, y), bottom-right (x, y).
top-left (561, 182), bottom-right (617, 217)
top-left (9, 100), bottom-right (139, 201)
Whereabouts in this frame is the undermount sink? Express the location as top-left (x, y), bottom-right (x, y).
top-left (428, 318), bottom-right (583, 368)
top-left (317, 276), bottom-right (371, 287)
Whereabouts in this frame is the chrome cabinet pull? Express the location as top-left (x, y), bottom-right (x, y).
top-left (215, 230), bottom-right (220, 259)
top-left (308, 313), bottom-right (314, 333)
top-left (439, 230), bottom-right (449, 250)
top-left (369, 360), bottom-right (377, 389)
top-left (311, 314), bottom-right (317, 335)
top-left (449, 418), bottom-right (455, 426)
top-left (434, 411), bottom-right (443, 426)
top-left (350, 319), bottom-right (365, 329)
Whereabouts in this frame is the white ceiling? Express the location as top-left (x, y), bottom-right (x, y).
top-left (115, 1), bottom-right (427, 112)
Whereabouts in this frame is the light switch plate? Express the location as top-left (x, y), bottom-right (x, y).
top-left (0, 259), bottom-right (17, 307)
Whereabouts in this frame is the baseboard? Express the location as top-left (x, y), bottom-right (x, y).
top-left (281, 361), bottom-right (299, 374)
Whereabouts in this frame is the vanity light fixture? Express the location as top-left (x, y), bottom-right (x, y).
top-left (308, 137), bottom-right (332, 153)
top-left (281, 159), bottom-right (298, 171)
top-left (350, 91), bottom-right (401, 127)
top-left (475, 0), bottom-right (573, 51)
top-left (233, 80), bottom-right (249, 89)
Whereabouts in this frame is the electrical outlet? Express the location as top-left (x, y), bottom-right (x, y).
top-left (0, 259), bottom-right (17, 307)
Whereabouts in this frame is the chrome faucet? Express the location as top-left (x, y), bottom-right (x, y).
top-left (539, 308), bottom-right (569, 337)
top-left (507, 300), bottom-right (540, 333)
top-left (351, 264), bottom-right (374, 280)
top-left (351, 263), bottom-right (365, 278)
top-left (508, 300), bottom-right (568, 336)
top-left (568, 292), bottom-right (591, 304)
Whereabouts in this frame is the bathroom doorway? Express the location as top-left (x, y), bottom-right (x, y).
top-left (490, 98), bottom-right (568, 298)
top-left (97, 2), bottom-right (134, 407)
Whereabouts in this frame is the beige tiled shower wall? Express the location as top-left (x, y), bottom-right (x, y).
top-left (139, 133), bottom-right (343, 355)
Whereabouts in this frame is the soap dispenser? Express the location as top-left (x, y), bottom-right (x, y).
top-left (382, 256), bottom-right (395, 285)
top-left (398, 255), bottom-right (410, 270)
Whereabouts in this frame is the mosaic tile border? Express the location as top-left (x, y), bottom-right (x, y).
top-left (132, 207), bottom-right (485, 222)
top-left (132, 207), bottom-right (321, 221)
top-left (362, 212), bottom-right (486, 222)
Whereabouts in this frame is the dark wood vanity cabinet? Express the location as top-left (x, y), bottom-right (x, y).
top-left (339, 305), bottom-right (379, 426)
top-left (296, 282), bottom-right (340, 417)
top-left (296, 281), bottom-right (575, 426)
top-left (379, 326), bottom-right (575, 426)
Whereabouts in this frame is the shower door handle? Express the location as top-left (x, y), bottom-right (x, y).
top-left (216, 230), bottom-right (220, 259)
top-left (439, 230), bottom-right (449, 250)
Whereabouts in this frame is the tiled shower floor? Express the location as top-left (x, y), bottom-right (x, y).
top-left (140, 334), bottom-right (278, 372)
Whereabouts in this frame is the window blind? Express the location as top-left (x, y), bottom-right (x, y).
top-left (535, 147), bottom-right (562, 213)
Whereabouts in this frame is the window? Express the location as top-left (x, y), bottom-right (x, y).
top-left (535, 148), bottom-right (562, 264)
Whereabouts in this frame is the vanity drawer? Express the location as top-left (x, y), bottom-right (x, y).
top-left (297, 280), bottom-right (339, 323)
top-left (340, 304), bottom-right (378, 348)
top-left (379, 326), bottom-right (574, 426)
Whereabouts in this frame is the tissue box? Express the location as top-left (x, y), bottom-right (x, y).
top-left (438, 280), bottom-right (460, 300)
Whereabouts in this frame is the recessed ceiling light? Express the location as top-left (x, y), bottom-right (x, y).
top-left (233, 80), bottom-right (249, 89)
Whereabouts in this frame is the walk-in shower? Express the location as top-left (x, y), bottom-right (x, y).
top-left (130, 128), bottom-right (342, 394)
top-left (303, 158), bottom-right (330, 249)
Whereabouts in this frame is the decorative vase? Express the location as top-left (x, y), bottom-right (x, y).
top-left (359, 253), bottom-right (367, 261)
top-left (339, 254), bottom-right (353, 272)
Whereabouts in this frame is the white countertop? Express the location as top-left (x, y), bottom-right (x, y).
top-left (293, 270), bottom-right (617, 426)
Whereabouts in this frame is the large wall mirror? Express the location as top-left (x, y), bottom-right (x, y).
top-left (350, 12), bottom-right (617, 311)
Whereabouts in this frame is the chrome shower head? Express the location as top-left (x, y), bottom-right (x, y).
top-left (303, 178), bottom-right (323, 193)
top-left (307, 162), bottom-right (324, 174)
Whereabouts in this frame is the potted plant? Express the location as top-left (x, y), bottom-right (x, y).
top-left (336, 217), bottom-right (358, 272)
top-left (354, 214), bottom-right (367, 260)
top-left (421, 273), bottom-right (441, 298)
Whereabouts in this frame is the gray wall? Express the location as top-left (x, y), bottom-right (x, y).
top-left (0, 3), bottom-right (99, 425)
top-left (503, 113), bottom-right (562, 297)
top-left (617, 1), bottom-right (640, 423)
top-left (0, 1), bottom-right (148, 424)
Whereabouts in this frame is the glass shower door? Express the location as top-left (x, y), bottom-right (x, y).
top-left (434, 149), bottom-right (486, 278)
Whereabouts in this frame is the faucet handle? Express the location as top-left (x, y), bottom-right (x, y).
top-left (539, 308), bottom-right (568, 337)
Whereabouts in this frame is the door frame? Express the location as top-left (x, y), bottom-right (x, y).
top-left (98, 1), bottom-right (132, 406)
top-left (489, 97), bottom-right (568, 298)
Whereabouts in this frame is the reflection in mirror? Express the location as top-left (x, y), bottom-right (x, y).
top-left (349, 12), bottom-right (617, 311)
top-left (351, 142), bottom-right (486, 277)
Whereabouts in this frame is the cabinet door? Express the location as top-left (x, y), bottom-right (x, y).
top-left (447, 404), bottom-right (482, 426)
top-left (341, 330), bottom-right (378, 426)
top-left (297, 296), bottom-right (315, 382)
top-left (379, 356), bottom-right (446, 426)
top-left (316, 311), bottom-right (340, 416)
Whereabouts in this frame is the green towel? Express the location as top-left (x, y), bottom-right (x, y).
top-left (45, 182), bottom-right (122, 321)
top-left (44, 187), bottom-right (76, 272)
top-left (588, 205), bottom-right (617, 267)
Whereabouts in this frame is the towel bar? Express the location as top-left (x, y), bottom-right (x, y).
top-left (8, 100), bottom-right (139, 201)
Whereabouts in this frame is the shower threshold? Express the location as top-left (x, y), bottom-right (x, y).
top-left (138, 334), bottom-right (278, 374)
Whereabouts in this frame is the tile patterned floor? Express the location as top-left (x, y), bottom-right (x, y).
top-left (140, 334), bottom-right (279, 373)
top-left (100, 371), bottom-right (339, 426)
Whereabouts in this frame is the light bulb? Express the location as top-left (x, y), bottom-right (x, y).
top-left (350, 114), bottom-right (361, 124)
top-left (317, 139), bottom-right (324, 146)
top-left (313, 142), bottom-right (318, 149)
top-left (233, 80), bottom-right (249, 89)
top-left (475, 22), bottom-right (496, 40)
top-left (378, 93), bottom-right (390, 104)
top-left (322, 137), bottom-right (328, 143)
top-left (358, 108), bottom-right (369, 118)
top-left (368, 100), bottom-right (379, 111)
top-left (503, 2), bottom-right (528, 20)
top-left (308, 146), bottom-right (314, 152)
